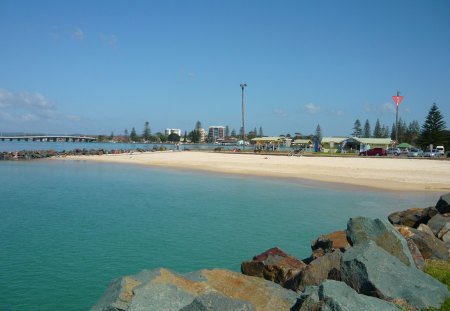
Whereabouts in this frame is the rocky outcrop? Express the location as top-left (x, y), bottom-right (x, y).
top-left (388, 207), bottom-right (436, 228)
top-left (428, 214), bottom-right (450, 236)
top-left (241, 247), bottom-right (307, 290)
top-left (91, 268), bottom-right (298, 311)
top-left (292, 280), bottom-right (400, 311)
top-left (292, 250), bottom-right (342, 292)
top-left (309, 230), bottom-right (349, 260)
top-left (396, 225), bottom-right (449, 260)
top-left (340, 240), bottom-right (449, 310)
top-left (346, 217), bottom-right (415, 267)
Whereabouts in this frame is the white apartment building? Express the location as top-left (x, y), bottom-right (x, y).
top-left (165, 128), bottom-right (182, 136)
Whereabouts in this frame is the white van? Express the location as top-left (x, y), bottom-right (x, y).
top-left (436, 146), bottom-right (445, 156)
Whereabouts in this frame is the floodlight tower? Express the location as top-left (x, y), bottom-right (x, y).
top-left (240, 83), bottom-right (247, 148)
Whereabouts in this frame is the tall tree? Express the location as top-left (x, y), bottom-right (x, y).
top-left (390, 122), bottom-right (396, 140)
top-left (381, 125), bottom-right (390, 138)
top-left (363, 119), bottom-right (371, 138)
top-left (373, 119), bottom-right (382, 138)
top-left (130, 127), bottom-right (138, 142)
top-left (258, 127), bottom-right (264, 137)
top-left (195, 121), bottom-right (202, 130)
top-left (142, 121), bottom-right (151, 141)
top-left (352, 119), bottom-right (362, 137)
top-left (167, 133), bottom-right (180, 142)
top-left (231, 128), bottom-right (236, 137)
top-left (188, 130), bottom-right (200, 143)
top-left (405, 120), bottom-right (420, 145)
top-left (314, 124), bottom-right (322, 141)
top-left (418, 103), bottom-right (447, 148)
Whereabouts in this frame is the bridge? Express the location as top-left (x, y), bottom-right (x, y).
top-left (0, 135), bottom-right (97, 142)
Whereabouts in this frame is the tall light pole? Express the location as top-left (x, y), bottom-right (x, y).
top-left (392, 91), bottom-right (404, 145)
top-left (240, 83), bottom-right (247, 148)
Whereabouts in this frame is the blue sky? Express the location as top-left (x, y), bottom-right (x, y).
top-left (1, 0), bottom-right (449, 136)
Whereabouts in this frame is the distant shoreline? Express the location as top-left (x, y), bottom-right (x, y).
top-left (53, 151), bottom-right (450, 192)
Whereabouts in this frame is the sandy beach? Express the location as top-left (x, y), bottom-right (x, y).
top-left (55, 151), bottom-right (450, 192)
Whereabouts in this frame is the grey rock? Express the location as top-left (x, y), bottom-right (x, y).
top-left (417, 223), bottom-right (435, 236)
top-left (340, 240), bottom-right (449, 310)
top-left (397, 225), bottom-right (449, 260)
top-left (436, 193), bottom-right (450, 214)
top-left (292, 250), bottom-right (342, 292)
top-left (437, 222), bottom-right (450, 239)
top-left (406, 239), bottom-right (425, 270)
top-left (180, 292), bottom-right (254, 311)
top-left (346, 217), bottom-right (415, 267)
top-left (388, 207), bottom-right (429, 228)
top-left (92, 268), bottom-right (299, 311)
top-left (428, 214), bottom-right (449, 236)
top-left (293, 280), bottom-right (399, 311)
top-left (442, 230), bottom-right (450, 248)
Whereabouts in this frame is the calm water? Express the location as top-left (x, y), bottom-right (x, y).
top-left (0, 159), bottom-right (439, 311)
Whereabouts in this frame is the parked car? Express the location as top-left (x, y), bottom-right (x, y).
top-left (424, 149), bottom-right (438, 157)
top-left (407, 148), bottom-right (424, 157)
top-left (387, 147), bottom-right (401, 156)
top-left (359, 148), bottom-right (387, 156)
top-left (436, 146), bottom-right (445, 157)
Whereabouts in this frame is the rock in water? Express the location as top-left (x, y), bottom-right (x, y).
top-left (346, 217), bottom-right (415, 267)
top-left (436, 193), bottom-right (450, 214)
top-left (241, 247), bottom-right (307, 290)
top-left (91, 268), bottom-right (298, 311)
top-left (340, 241), bottom-right (449, 310)
top-left (293, 280), bottom-right (399, 311)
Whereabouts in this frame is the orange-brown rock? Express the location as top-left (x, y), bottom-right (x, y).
top-left (241, 247), bottom-right (307, 290)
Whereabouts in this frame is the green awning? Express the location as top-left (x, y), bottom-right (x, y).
top-left (397, 143), bottom-right (413, 148)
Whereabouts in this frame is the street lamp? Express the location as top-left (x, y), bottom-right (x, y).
top-left (240, 83), bottom-right (247, 148)
top-left (392, 91), bottom-right (404, 145)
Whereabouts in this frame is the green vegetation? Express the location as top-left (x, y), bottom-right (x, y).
top-left (418, 103), bottom-right (447, 150)
top-left (423, 259), bottom-right (450, 311)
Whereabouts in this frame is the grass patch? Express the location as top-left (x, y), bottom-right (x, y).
top-left (423, 259), bottom-right (450, 311)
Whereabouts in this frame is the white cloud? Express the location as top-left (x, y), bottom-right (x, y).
top-left (304, 103), bottom-right (320, 114)
top-left (381, 102), bottom-right (396, 114)
top-left (73, 28), bottom-right (84, 41)
top-left (100, 33), bottom-right (118, 48)
top-left (273, 108), bottom-right (288, 117)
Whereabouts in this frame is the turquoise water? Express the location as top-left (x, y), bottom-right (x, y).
top-left (0, 160), bottom-right (439, 311)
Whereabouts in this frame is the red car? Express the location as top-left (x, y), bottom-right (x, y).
top-left (359, 148), bottom-right (387, 156)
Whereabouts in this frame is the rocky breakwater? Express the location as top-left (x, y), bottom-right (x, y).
top-left (92, 194), bottom-right (450, 311)
top-left (0, 148), bottom-right (149, 160)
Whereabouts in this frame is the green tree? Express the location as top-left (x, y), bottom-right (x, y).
top-left (124, 129), bottom-right (129, 141)
top-left (405, 120), bottom-right (420, 145)
top-left (363, 119), bottom-right (371, 138)
top-left (381, 125), bottom-right (390, 138)
top-left (418, 103), bottom-right (447, 148)
top-left (130, 127), bottom-right (138, 142)
top-left (373, 119), bottom-right (382, 138)
top-left (352, 119), bottom-right (362, 137)
top-left (142, 121), bottom-right (151, 141)
top-left (155, 132), bottom-right (166, 143)
top-left (188, 130), bottom-right (200, 143)
top-left (314, 124), bottom-right (322, 141)
top-left (167, 133), bottom-right (180, 142)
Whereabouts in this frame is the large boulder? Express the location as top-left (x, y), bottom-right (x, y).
top-left (309, 230), bottom-right (350, 260)
top-left (346, 217), bottom-right (415, 267)
top-left (340, 240), bottom-right (449, 310)
top-left (397, 226), bottom-right (449, 260)
top-left (436, 193), bottom-right (450, 214)
top-left (179, 292), bottom-right (254, 311)
top-left (292, 280), bottom-right (399, 311)
top-left (388, 206), bottom-right (438, 228)
top-left (291, 250), bottom-right (342, 292)
top-left (241, 247), bottom-right (307, 289)
top-left (406, 239), bottom-right (425, 270)
top-left (428, 214), bottom-right (450, 236)
top-left (91, 268), bottom-right (299, 311)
